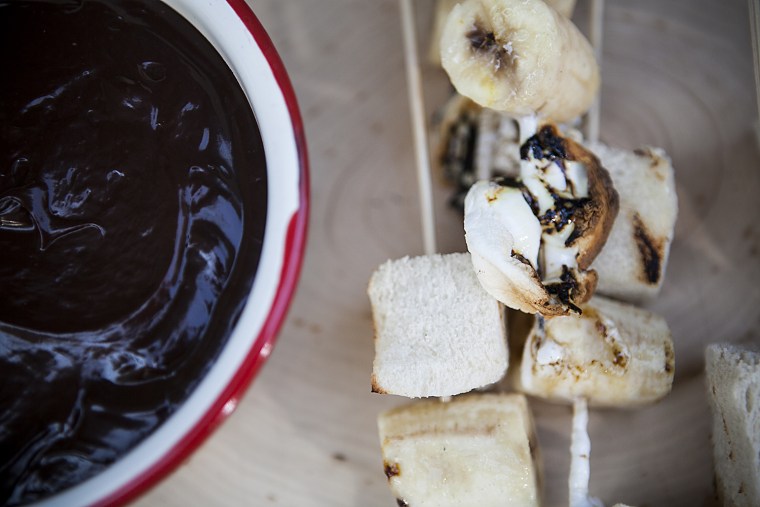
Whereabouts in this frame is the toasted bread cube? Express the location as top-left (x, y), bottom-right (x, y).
top-left (587, 143), bottom-right (678, 302)
top-left (378, 394), bottom-right (540, 507)
top-left (516, 296), bottom-right (674, 407)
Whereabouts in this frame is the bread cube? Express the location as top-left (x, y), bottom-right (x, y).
top-left (369, 253), bottom-right (508, 398)
top-left (378, 394), bottom-right (540, 507)
top-left (516, 296), bottom-right (674, 406)
top-left (706, 343), bottom-right (760, 507)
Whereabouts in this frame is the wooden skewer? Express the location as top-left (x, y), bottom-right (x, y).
top-left (574, 2), bottom-right (606, 505)
top-left (400, 0), bottom-right (450, 405)
top-left (749, 0), bottom-right (760, 147)
top-left (399, 0), bottom-right (437, 256)
top-left (584, 0), bottom-right (605, 144)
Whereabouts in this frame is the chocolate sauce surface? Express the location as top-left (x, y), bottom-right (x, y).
top-left (0, 1), bottom-right (267, 503)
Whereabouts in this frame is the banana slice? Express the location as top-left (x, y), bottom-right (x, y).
top-left (428, 0), bottom-right (461, 66)
top-left (515, 296), bottom-right (675, 407)
top-left (378, 394), bottom-right (541, 507)
top-left (430, 0), bottom-right (576, 66)
top-left (464, 124), bottom-right (618, 316)
top-left (440, 0), bottom-right (599, 123)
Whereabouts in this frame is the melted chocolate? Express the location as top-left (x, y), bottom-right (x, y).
top-left (0, 1), bottom-right (267, 504)
top-left (544, 266), bottom-right (582, 314)
top-left (537, 193), bottom-right (589, 234)
top-left (520, 125), bottom-right (569, 162)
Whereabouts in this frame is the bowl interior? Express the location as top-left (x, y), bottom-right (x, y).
top-left (32, 1), bottom-right (305, 505)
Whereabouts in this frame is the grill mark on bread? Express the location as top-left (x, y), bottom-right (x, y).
top-left (592, 318), bottom-right (627, 368)
top-left (371, 374), bottom-right (387, 394)
top-left (632, 212), bottom-right (663, 284)
top-left (384, 425), bottom-right (499, 442)
top-left (634, 147), bottom-right (667, 181)
top-left (611, 344), bottom-right (628, 368)
top-left (384, 461), bottom-right (401, 480)
top-left (664, 341), bottom-right (675, 373)
top-left (594, 318), bottom-right (607, 336)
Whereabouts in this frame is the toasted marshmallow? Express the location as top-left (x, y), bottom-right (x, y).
top-left (520, 128), bottom-right (591, 280)
top-left (465, 180), bottom-right (542, 269)
top-left (464, 125), bottom-right (616, 316)
top-left (464, 180), bottom-right (556, 315)
top-left (437, 98), bottom-right (677, 304)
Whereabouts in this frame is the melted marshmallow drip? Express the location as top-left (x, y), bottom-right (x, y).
top-left (569, 398), bottom-right (604, 507)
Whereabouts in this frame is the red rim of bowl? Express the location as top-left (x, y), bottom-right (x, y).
top-left (91, 2), bottom-right (309, 505)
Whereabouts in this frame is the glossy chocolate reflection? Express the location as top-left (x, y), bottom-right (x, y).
top-left (0, 1), bottom-right (267, 503)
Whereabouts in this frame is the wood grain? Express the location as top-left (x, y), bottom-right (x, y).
top-left (135, 0), bottom-right (759, 505)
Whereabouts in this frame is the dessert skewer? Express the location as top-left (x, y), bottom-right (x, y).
top-left (437, 3), bottom-right (675, 506)
top-left (399, 0), bottom-right (437, 255)
top-left (406, 3), bottom-right (601, 505)
top-left (583, 0), bottom-right (604, 144)
top-left (369, 9), bottom-right (542, 507)
top-left (376, 1), bottom-right (677, 505)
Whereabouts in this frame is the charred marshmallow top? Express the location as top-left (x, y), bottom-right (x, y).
top-left (463, 124), bottom-right (599, 314)
top-left (520, 126), bottom-right (589, 281)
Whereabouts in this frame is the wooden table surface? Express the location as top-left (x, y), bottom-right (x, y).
top-left (136, 0), bottom-right (760, 505)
